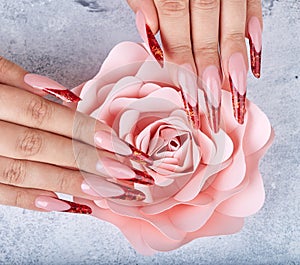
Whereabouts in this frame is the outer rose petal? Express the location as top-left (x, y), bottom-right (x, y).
top-left (73, 40), bottom-right (273, 255)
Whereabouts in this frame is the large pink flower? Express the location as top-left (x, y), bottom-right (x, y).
top-left (74, 41), bottom-right (274, 255)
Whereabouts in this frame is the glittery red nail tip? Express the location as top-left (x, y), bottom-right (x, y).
top-left (249, 38), bottom-right (261, 79)
top-left (125, 170), bottom-right (155, 185)
top-left (229, 78), bottom-right (246, 125)
top-left (112, 187), bottom-right (146, 201)
top-left (61, 200), bottom-right (92, 214)
top-left (180, 91), bottom-right (200, 129)
top-left (43, 88), bottom-right (82, 103)
top-left (128, 144), bottom-right (153, 166)
top-left (145, 24), bottom-right (164, 67)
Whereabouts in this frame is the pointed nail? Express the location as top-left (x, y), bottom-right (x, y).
top-left (248, 17), bottom-right (262, 78)
top-left (202, 65), bottom-right (222, 133)
top-left (228, 53), bottom-right (247, 124)
top-left (178, 64), bottom-right (200, 129)
top-left (96, 157), bottom-right (135, 179)
top-left (94, 131), bottom-right (153, 166)
top-left (82, 176), bottom-right (125, 198)
top-left (111, 185), bottom-right (146, 201)
top-left (124, 169), bottom-right (155, 186)
top-left (24, 74), bottom-right (81, 103)
top-left (35, 196), bottom-right (92, 214)
top-left (136, 10), bottom-right (164, 67)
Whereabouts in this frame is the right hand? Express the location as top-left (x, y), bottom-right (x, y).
top-left (0, 56), bottom-right (149, 214)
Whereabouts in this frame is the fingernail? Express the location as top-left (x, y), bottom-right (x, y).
top-left (248, 17), bottom-right (262, 78)
top-left (24, 74), bottom-right (81, 103)
top-left (202, 65), bottom-right (222, 133)
top-left (136, 10), bottom-right (164, 68)
top-left (35, 196), bottom-right (92, 214)
top-left (228, 53), bottom-right (247, 124)
top-left (124, 169), bottom-right (155, 186)
top-left (96, 157), bottom-right (135, 179)
top-left (96, 158), bottom-right (154, 185)
top-left (81, 181), bottom-right (101, 197)
top-left (82, 176), bottom-right (125, 197)
top-left (178, 64), bottom-right (200, 129)
top-left (94, 131), bottom-right (153, 165)
top-left (111, 185), bottom-right (146, 201)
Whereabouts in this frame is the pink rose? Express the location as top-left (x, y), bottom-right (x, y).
top-left (74, 41), bottom-right (274, 255)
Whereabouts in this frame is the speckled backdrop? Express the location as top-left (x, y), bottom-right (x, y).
top-left (0, 0), bottom-right (299, 264)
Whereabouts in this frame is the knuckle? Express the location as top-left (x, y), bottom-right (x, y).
top-left (3, 159), bottom-right (27, 186)
top-left (17, 129), bottom-right (43, 157)
top-left (27, 97), bottom-right (52, 127)
top-left (194, 42), bottom-right (219, 56)
top-left (225, 32), bottom-right (245, 43)
top-left (72, 143), bottom-right (88, 169)
top-left (14, 190), bottom-right (27, 208)
top-left (156, 0), bottom-right (188, 16)
top-left (73, 115), bottom-right (87, 141)
top-left (167, 44), bottom-right (192, 56)
top-left (57, 172), bottom-right (70, 193)
top-left (191, 0), bottom-right (219, 10)
top-left (0, 56), bottom-right (13, 76)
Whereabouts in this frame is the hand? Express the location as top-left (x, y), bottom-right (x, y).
top-left (0, 56), bottom-right (152, 214)
top-left (127, 0), bottom-right (263, 131)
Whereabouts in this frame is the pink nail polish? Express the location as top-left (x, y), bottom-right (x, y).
top-left (248, 17), bottom-right (262, 78)
top-left (35, 196), bottom-right (92, 214)
top-left (123, 169), bottom-right (155, 186)
top-left (81, 181), bottom-right (101, 197)
top-left (96, 157), bottom-right (135, 179)
top-left (94, 131), bottom-right (153, 165)
top-left (178, 64), bottom-right (200, 129)
top-left (136, 10), bottom-right (164, 68)
top-left (24, 74), bottom-right (81, 103)
top-left (83, 175), bottom-right (125, 198)
top-left (35, 196), bottom-right (70, 211)
top-left (111, 185), bottom-right (146, 201)
top-left (202, 65), bottom-right (222, 133)
top-left (228, 53), bottom-right (247, 124)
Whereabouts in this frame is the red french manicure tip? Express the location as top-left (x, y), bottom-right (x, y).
top-left (111, 186), bottom-right (146, 201)
top-left (249, 38), bottom-right (261, 78)
top-left (124, 169), bottom-right (155, 186)
top-left (145, 24), bottom-right (164, 68)
top-left (128, 143), bottom-right (154, 166)
top-left (180, 91), bottom-right (200, 129)
top-left (43, 88), bottom-right (82, 103)
top-left (60, 199), bottom-right (92, 214)
top-left (229, 76), bottom-right (246, 125)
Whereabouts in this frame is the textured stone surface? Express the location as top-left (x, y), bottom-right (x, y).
top-left (0, 0), bottom-right (299, 264)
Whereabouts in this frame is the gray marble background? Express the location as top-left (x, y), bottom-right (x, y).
top-left (0, 0), bottom-right (299, 264)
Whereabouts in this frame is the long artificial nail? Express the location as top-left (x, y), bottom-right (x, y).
top-left (35, 196), bottom-right (92, 214)
top-left (178, 64), bottom-right (200, 129)
top-left (24, 74), bottom-right (81, 103)
top-left (228, 53), bottom-right (247, 124)
top-left (96, 157), bottom-right (154, 185)
top-left (136, 10), bottom-right (164, 67)
top-left (248, 17), bottom-right (262, 78)
top-left (202, 65), bottom-right (222, 133)
top-left (111, 184), bottom-right (146, 201)
top-left (123, 169), bottom-right (155, 186)
top-left (94, 131), bottom-right (153, 165)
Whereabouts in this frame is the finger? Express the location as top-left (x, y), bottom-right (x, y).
top-left (0, 56), bottom-right (31, 90)
top-left (246, 0), bottom-right (263, 78)
top-left (190, 0), bottom-right (222, 133)
top-left (0, 119), bottom-right (108, 176)
top-left (127, 0), bottom-right (159, 33)
top-left (0, 84), bottom-right (109, 146)
top-left (0, 155), bottom-right (147, 201)
top-left (0, 84), bottom-right (151, 165)
top-left (0, 183), bottom-right (55, 211)
top-left (0, 183), bottom-right (93, 214)
top-left (220, 0), bottom-right (248, 125)
top-left (153, 0), bottom-right (193, 65)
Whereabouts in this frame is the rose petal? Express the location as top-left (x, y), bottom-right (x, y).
top-left (216, 130), bottom-right (274, 217)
